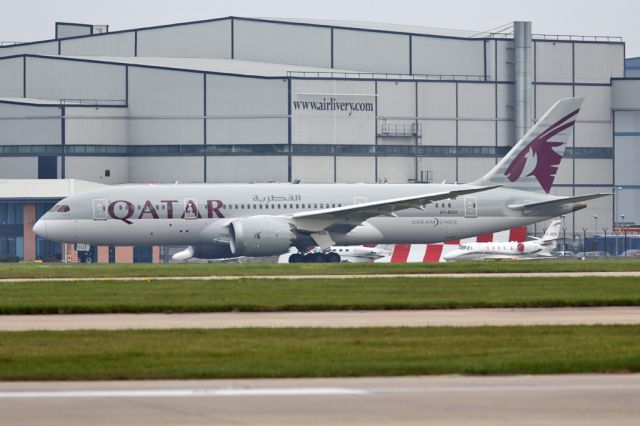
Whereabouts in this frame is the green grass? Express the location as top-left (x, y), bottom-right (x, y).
top-left (1, 258), bottom-right (640, 279)
top-left (0, 326), bottom-right (639, 380)
top-left (1, 276), bottom-right (639, 314)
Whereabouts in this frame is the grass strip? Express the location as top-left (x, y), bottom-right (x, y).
top-left (0, 326), bottom-right (639, 380)
top-left (0, 276), bottom-right (639, 314)
top-left (1, 259), bottom-right (640, 279)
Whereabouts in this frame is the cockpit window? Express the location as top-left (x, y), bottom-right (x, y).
top-left (56, 205), bottom-right (70, 212)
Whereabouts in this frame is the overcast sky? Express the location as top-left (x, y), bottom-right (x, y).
top-left (2, 0), bottom-right (638, 57)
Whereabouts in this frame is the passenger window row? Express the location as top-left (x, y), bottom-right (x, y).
top-left (122, 203), bottom-right (345, 211)
top-left (221, 203), bottom-right (342, 210)
top-left (434, 202), bottom-right (453, 208)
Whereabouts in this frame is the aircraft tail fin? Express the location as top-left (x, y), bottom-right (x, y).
top-left (540, 219), bottom-right (562, 250)
top-left (473, 97), bottom-right (584, 193)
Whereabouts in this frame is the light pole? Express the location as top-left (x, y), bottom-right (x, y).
top-left (593, 215), bottom-right (598, 237)
top-left (615, 186), bottom-right (624, 227)
top-left (603, 227), bottom-right (608, 256)
top-left (561, 215), bottom-right (567, 252)
top-left (621, 214), bottom-right (626, 256)
top-left (582, 227), bottom-right (588, 257)
top-left (615, 186), bottom-right (624, 255)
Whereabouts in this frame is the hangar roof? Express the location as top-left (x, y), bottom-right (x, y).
top-left (0, 97), bottom-right (63, 106)
top-left (0, 179), bottom-right (105, 200)
top-left (0, 97), bottom-right (93, 106)
top-left (0, 97), bottom-right (128, 108)
top-left (261, 17), bottom-right (481, 38)
top-left (59, 56), bottom-right (360, 77)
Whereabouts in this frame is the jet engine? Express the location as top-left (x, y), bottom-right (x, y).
top-left (516, 242), bottom-right (539, 254)
top-left (228, 216), bottom-right (295, 257)
top-left (172, 245), bottom-right (234, 261)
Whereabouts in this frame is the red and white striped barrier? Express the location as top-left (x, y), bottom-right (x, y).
top-left (378, 227), bottom-right (528, 263)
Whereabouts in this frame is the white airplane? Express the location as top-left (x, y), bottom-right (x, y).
top-left (442, 219), bottom-right (562, 261)
top-left (278, 245), bottom-right (392, 263)
top-left (325, 245), bottom-right (392, 263)
top-left (33, 97), bottom-right (610, 263)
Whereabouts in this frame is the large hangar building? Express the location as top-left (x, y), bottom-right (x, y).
top-left (0, 17), bottom-right (639, 260)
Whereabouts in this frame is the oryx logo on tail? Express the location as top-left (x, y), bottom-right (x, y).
top-left (504, 109), bottom-right (579, 193)
top-left (473, 97), bottom-right (583, 193)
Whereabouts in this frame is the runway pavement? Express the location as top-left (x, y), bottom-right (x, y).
top-left (1, 270), bottom-right (640, 283)
top-left (1, 374), bottom-right (639, 425)
top-left (2, 307), bottom-right (640, 330)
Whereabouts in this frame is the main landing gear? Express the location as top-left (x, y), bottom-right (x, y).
top-left (288, 251), bottom-right (341, 263)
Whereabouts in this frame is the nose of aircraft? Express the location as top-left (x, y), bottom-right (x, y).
top-left (441, 250), bottom-right (457, 261)
top-left (32, 219), bottom-right (47, 239)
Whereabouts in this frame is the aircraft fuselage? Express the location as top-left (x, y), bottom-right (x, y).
top-left (35, 183), bottom-right (578, 247)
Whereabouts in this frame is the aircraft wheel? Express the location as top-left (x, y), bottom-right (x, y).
top-left (288, 253), bottom-right (303, 263)
top-left (327, 252), bottom-right (341, 263)
top-left (307, 253), bottom-right (324, 263)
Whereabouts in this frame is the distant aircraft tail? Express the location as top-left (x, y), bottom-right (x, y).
top-left (540, 219), bottom-right (562, 250)
top-left (473, 97), bottom-right (583, 193)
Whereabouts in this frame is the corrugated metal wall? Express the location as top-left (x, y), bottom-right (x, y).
top-left (137, 20), bottom-right (231, 59)
top-left (0, 57), bottom-right (24, 97)
top-left (206, 74), bottom-right (287, 145)
top-left (0, 18), bottom-right (633, 233)
top-left (26, 57), bottom-right (125, 100)
top-left (0, 103), bottom-right (60, 145)
top-left (127, 67), bottom-right (203, 146)
top-left (61, 32), bottom-right (135, 56)
top-left (234, 20), bottom-right (330, 67)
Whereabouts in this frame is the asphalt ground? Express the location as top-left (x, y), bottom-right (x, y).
top-left (1, 375), bottom-right (638, 426)
top-left (1, 307), bottom-right (639, 330)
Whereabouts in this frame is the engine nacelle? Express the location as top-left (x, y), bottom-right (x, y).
top-left (192, 245), bottom-right (234, 259)
top-left (517, 242), bottom-right (539, 254)
top-left (229, 216), bottom-right (294, 257)
top-left (173, 245), bottom-right (235, 260)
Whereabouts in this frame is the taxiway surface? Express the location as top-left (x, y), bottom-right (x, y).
top-left (2, 307), bottom-right (640, 330)
top-left (1, 374), bottom-right (639, 426)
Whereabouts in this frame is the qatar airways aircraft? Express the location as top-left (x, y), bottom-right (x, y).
top-left (33, 97), bottom-right (609, 262)
top-left (442, 219), bottom-right (562, 262)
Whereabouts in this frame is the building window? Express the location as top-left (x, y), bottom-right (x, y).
top-left (134, 246), bottom-right (153, 263)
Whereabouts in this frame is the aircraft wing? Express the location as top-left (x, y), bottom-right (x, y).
top-left (289, 185), bottom-right (500, 248)
top-left (508, 193), bottom-right (612, 211)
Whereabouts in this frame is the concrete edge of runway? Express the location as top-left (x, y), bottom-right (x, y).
top-left (2, 373), bottom-right (640, 396)
top-left (2, 307), bottom-right (640, 331)
top-left (2, 374), bottom-right (640, 426)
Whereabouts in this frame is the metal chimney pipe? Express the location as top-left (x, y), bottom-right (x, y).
top-left (514, 21), bottom-right (533, 142)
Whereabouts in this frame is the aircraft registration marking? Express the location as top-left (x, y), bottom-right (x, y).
top-left (411, 218), bottom-right (458, 226)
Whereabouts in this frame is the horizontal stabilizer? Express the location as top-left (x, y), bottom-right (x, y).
top-left (508, 193), bottom-right (612, 211)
